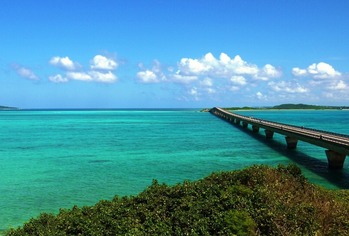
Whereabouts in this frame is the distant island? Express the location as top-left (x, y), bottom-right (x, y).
top-left (225, 103), bottom-right (349, 110)
top-left (201, 104), bottom-right (349, 112)
top-left (0, 105), bottom-right (18, 110)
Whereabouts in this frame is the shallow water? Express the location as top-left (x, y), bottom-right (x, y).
top-left (1, 109), bottom-right (349, 230)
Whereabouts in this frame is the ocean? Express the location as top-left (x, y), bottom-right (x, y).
top-left (1, 109), bottom-right (349, 230)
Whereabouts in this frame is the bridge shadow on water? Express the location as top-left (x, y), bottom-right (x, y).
top-left (230, 122), bottom-right (349, 189)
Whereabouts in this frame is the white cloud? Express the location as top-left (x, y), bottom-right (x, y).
top-left (48, 54), bottom-right (119, 84)
top-left (171, 74), bottom-right (198, 84)
top-left (136, 53), bottom-right (282, 95)
top-left (261, 64), bottom-right (282, 78)
top-left (230, 86), bottom-right (240, 91)
top-left (50, 56), bottom-right (77, 70)
top-left (292, 68), bottom-right (307, 76)
top-left (268, 81), bottom-right (308, 93)
top-left (49, 74), bottom-right (68, 83)
top-left (66, 71), bottom-right (117, 83)
top-left (226, 55), bottom-right (259, 75)
top-left (67, 72), bottom-right (92, 81)
top-left (134, 52), bottom-right (286, 102)
top-left (188, 87), bottom-right (200, 100)
top-left (205, 87), bottom-right (216, 94)
top-left (89, 71), bottom-right (117, 83)
top-left (178, 57), bottom-right (211, 75)
top-left (230, 75), bottom-right (247, 85)
top-left (91, 55), bottom-right (118, 70)
top-left (136, 60), bottom-right (166, 84)
top-left (329, 80), bottom-right (347, 90)
top-left (256, 91), bottom-right (267, 100)
top-left (14, 66), bottom-right (39, 80)
top-left (137, 70), bottom-right (159, 83)
top-left (292, 62), bottom-right (341, 79)
top-left (200, 77), bottom-right (213, 87)
top-left (175, 53), bottom-right (281, 82)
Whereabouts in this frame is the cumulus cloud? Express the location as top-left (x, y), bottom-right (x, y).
top-left (230, 75), bottom-right (247, 85)
top-left (268, 81), bottom-right (308, 93)
top-left (137, 70), bottom-right (158, 83)
top-left (258, 64), bottom-right (282, 80)
top-left (205, 87), bottom-right (216, 94)
top-left (48, 54), bottom-right (119, 83)
top-left (49, 74), bottom-right (68, 83)
top-left (178, 54), bottom-right (213, 75)
top-left (292, 62), bottom-right (341, 79)
top-left (200, 77), bottom-right (213, 87)
top-left (66, 71), bottom-right (117, 83)
top-left (88, 71), bottom-right (117, 83)
top-left (176, 53), bottom-right (265, 78)
top-left (171, 74), bottom-right (198, 84)
top-left (14, 65), bottom-right (39, 80)
top-left (188, 87), bottom-right (200, 101)
top-left (328, 80), bottom-right (347, 90)
top-left (66, 72), bottom-right (92, 81)
top-left (136, 52), bottom-right (281, 88)
top-left (91, 55), bottom-right (118, 70)
top-left (136, 60), bottom-right (166, 83)
top-left (135, 52), bottom-right (284, 101)
top-left (230, 86), bottom-right (240, 91)
top-left (50, 56), bottom-right (77, 70)
top-left (256, 91), bottom-right (267, 100)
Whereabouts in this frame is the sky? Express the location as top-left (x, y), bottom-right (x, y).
top-left (1, 0), bottom-right (349, 108)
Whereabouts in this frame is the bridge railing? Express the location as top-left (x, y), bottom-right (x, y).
top-left (222, 108), bottom-right (349, 139)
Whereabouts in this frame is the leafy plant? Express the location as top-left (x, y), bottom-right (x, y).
top-left (6, 164), bottom-right (349, 235)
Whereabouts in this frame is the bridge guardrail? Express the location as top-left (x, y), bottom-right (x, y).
top-left (227, 109), bottom-right (349, 139)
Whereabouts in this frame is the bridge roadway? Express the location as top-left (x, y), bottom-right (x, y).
top-left (210, 107), bottom-right (349, 169)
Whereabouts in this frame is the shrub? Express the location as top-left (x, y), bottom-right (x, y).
top-left (6, 164), bottom-right (349, 235)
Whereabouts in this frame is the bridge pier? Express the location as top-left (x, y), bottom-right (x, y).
top-left (285, 136), bottom-right (298, 149)
top-left (252, 125), bottom-right (260, 133)
top-left (235, 119), bottom-right (240, 125)
top-left (326, 150), bottom-right (347, 169)
top-left (242, 121), bottom-right (248, 128)
top-left (264, 130), bottom-right (274, 139)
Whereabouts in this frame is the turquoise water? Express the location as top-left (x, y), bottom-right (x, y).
top-left (1, 109), bottom-right (349, 230)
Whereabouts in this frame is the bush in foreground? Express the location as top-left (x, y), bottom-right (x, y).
top-left (7, 164), bottom-right (349, 235)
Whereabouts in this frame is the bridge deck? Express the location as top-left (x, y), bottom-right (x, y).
top-left (210, 107), bottom-right (349, 169)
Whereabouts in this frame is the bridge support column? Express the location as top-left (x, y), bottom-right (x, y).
top-left (325, 150), bottom-right (346, 169)
top-left (264, 130), bottom-right (274, 139)
top-left (252, 125), bottom-right (259, 133)
top-left (285, 136), bottom-right (298, 149)
top-left (242, 121), bottom-right (248, 128)
top-left (235, 119), bottom-right (240, 125)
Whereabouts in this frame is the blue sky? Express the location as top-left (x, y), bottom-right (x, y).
top-left (1, 0), bottom-right (348, 108)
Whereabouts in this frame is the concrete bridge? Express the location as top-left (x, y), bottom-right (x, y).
top-left (210, 107), bottom-right (349, 169)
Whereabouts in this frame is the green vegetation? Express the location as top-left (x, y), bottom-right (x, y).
top-left (220, 103), bottom-right (349, 110)
top-left (225, 106), bottom-right (262, 110)
top-left (272, 103), bottom-right (349, 110)
top-left (6, 164), bottom-right (349, 235)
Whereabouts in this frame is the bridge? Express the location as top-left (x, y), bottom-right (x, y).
top-left (210, 107), bottom-right (349, 169)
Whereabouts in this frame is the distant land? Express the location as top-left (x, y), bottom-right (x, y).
top-left (201, 104), bottom-right (349, 112)
top-left (0, 105), bottom-right (18, 110)
top-left (225, 103), bottom-right (349, 110)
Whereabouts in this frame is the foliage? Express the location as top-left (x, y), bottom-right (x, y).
top-left (271, 103), bottom-right (349, 110)
top-left (219, 103), bottom-right (349, 110)
top-left (6, 164), bottom-right (349, 235)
